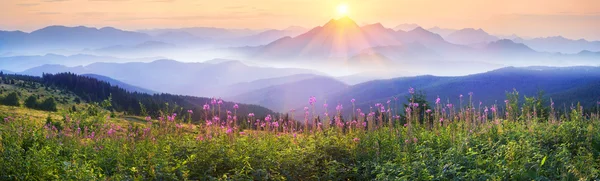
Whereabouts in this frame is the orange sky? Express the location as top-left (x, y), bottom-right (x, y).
top-left (1, 0), bottom-right (599, 40)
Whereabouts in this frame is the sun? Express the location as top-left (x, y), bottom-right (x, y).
top-left (337, 4), bottom-right (349, 16)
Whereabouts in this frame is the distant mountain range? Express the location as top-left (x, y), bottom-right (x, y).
top-left (0, 25), bottom-right (306, 55)
top-left (19, 59), bottom-right (322, 97)
top-left (220, 66), bottom-right (600, 115)
top-left (0, 54), bottom-right (161, 72)
top-left (445, 28), bottom-right (499, 45)
top-left (321, 66), bottom-right (600, 114)
top-left (230, 18), bottom-right (591, 75)
top-left (0, 26), bottom-right (152, 53)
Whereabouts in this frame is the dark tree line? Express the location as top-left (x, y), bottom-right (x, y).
top-left (29, 72), bottom-right (275, 123)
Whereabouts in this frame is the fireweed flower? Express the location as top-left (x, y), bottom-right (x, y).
top-left (336, 104), bottom-right (343, 111)
top-left (248, 113), bottom-right (254, 117)
top-left (304, 107), bottom-right (309, 111)
top-left (107, 128), bottom-right (115, 136)
top-left (413, 138), bottom-right (418, 143)
top-left (309, 96), bottom-right (316, 105)
top-left (233, 104), bottom-right (239, 109)
top-left (203, 104), bottom-right (210, 110)
top-left (351, 99), bottom-right (355, 103)
top-left (218, 99), bottom-right (223, 105)
top-left (145, 116), bottom-right (151, 121)
top-left (436, 96), bottom-right (441, 104)
top-left (187, 110), bottom-right (193, 114)
top-left (408, 87), bottom-right (415, 94)
top-left (353, 137), bottom-right (360, 142)
top-left (426, 109), bottom-right (432, 113)
top-left (323, 103), bottom-right (328, 108)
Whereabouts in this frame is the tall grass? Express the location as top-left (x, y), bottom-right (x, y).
top-left (1, 89), bottom-right (599, 180)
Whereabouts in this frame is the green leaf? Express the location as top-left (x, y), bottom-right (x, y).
top-left (540, 156), bottom-right (547, 167)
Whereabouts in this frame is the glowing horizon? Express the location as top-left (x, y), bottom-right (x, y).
top-left (1, 0), bottom-right (599, 40)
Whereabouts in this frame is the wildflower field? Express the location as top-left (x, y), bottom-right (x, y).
top-left (1, 86), bottom-right (600, 180)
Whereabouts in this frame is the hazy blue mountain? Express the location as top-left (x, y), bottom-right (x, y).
top-left (0, 26), bottom-right (152, 53)
top-left (0, 54), bottom-right (159, 72)
top-left (230, 76), bottom-right (349, 112)
top-left (0, 70), bottom-right (15, 74)
top-left (514, 36), bottom-right (600, 54)
top-left (94, 41), bottom-right (177, 55)
top-left (445, 28), bottom-right (499, 45)
top-left (577, 50), bottom-right (600, 57)
top-left (82, 74), bottom-right (157, 94)
top-left (427, 26), bottom-right (457, 37)
top-left (138, 27), bottom-right (260, 39)
top-left (394, 27), bottom-right (473, 56)
top-left (228, 27), bottom-right (308, 47)
top-left (483, 39), bottom-right (536, 54)
top-left (318, 66), bottom-right (600, 114)
top-left (393, 23), bottom-right (420, 31)
top-left (152, 31), bottom-right (209, 46)
top-left (357, 42), bottom-right (440, 61)
top-left (20, 59), bottom-right (322, 97)
top-left (218, 74), bottom-right (322, 97)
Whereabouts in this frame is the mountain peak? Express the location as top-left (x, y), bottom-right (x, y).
top-left (411, 26), bottom-right (426, 32)
top-left (361, 23), bottom-right (385, 29)
top-left (323, 16), bottom-right (359, 28)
